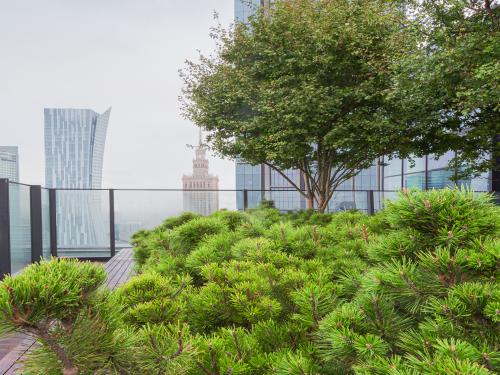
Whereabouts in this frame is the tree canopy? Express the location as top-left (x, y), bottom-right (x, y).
top-left (393, 0), bottom-right (500, 178)
top-left (182, 0), bottom-right (499, 208)
top-left (182, 0), bottom-right (413, 211)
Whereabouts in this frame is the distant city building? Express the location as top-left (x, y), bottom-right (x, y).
top-left (235, 0), bottom-right (270, 22)
top-left (1, 146), bottom-right (26, 272)
top-left (234, 0), bottom-right (269, 210)
top-left (382, 152), bottom-right (492, 192)
top-left (0, 146), bottom-right (19, 182)
top-left (44, 108), bottom-right (110, 189)
top-left (44, 108), bottom-right (111, 251)
top-left (182, 132), bottom-right (219, 216)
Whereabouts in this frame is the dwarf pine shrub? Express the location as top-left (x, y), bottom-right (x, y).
top-left (0, 259), bottom-right (130, 374)
top-left (285, 209), bottom-right (334, 227)
top-left (114, 272), bottom-right (192, 327)
top-left (185, 232), bottom-right (243, 283)
top-left (123, 189), bottom-right (498, 374)
top-left (169, 216), bottom-right (228, 255)
top-left (2, 188), bottom-right (497, 374)
top-left (211, 210), bottom-right (252, 231)
top-left (160, 211), bottom-right (200, 230)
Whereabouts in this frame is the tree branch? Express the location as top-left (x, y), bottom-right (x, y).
top-left (484, 0), bottom-right (497, 23)
top-left (263, 162), bottom-right (307, 197)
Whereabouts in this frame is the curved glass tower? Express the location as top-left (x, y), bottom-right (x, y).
top-left (44, 108), bottom-right (111, 189)
top-left (44, 108), bottom-right (111, 251)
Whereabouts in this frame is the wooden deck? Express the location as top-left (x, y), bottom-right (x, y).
top-left (0, 248), bottom-right (135, 374)
top-left (105, 248), bottom-right (135, 289)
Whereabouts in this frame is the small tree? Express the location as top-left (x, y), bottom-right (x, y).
top-left (182, 0), bottom-right (412, 211)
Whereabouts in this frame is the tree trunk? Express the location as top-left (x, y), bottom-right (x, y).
top-left (306, 195), bottom-right (314, 210)
top-left (38, 329), bottom-right (79, 375)
top-left (316, 191), bottom-right (329, 213)
top-left (303, 170), bottom-right (315, 210)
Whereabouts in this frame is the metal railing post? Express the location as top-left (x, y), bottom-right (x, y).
top-left (243, 189), bottom-right (249, 210)
top-left (109, 189), bottom-right (115, 258)
top-left (30, 185), bottom-right (43, 263)
top-left (0, 179), bottom-right (11, 278)
top-left (367, 190), bottom-right (375, 216)
top-left (49, 189), bottom-right (57, 257)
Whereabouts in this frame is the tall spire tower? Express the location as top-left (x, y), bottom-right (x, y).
top-left (182, 130), bottom-right (219, 215)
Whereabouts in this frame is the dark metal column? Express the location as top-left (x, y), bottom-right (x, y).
top-left (424, 156), bottom-right (429, 190)
top-left (49, 189), bottom-right (57, 257)
top-left (109, 189), bottom-right (115, 258)
top-left (492, 135), bottom-right (499, 194)
top-left (0, 179), bottom-right (11, 278)
top-left (367, 190), bottom-right (375, 216)
top-left (243, 189), bottom-right (249, 210)
top-left (30, 185), bottom-right (43, 263)
top-left (401, 159), bottom-right (405, 189)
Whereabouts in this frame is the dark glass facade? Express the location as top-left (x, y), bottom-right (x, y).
top-left (327, 165), bottom-right (382, 212)
top-left (235, 0), bottom-right (267, 23)
top-left (236, 162), bottom-right (264, 210)
top-left (270, 168), bottom-right (306, 212)
top-left (383, 152), bottom-right (492, 192)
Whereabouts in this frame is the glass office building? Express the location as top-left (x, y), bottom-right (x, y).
top-left (0, 146), bottom-right (19, 182)
top-left (235, 0), bottom-right (268, 23)
top-left (236, 163), bottom-right (306, 211)
top-left (326, 165), bottom-right (382, 212)
top-left (236, 162), bottom-right (265, 210)
top-left (383, 152), bottom-right (492, 192)
top-left (44, 108), bottom-right (111, 250)
top-left (270, 168), bottom-right (306, 211)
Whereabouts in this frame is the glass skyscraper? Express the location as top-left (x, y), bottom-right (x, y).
top-left (0, 146), bottom-right (19, 182)
top-left (382, 152), bottom-right (492, 192)
top-left (235, 0), bottom-right (268, 23)
top-left (234, 0), bottom-right (277, 210)
top-left (44, 108), bottom-right (111, 189)
top-left (44, 108), bottom-right (111, 251)
top-left (236, 162), bottom-right (265, 210)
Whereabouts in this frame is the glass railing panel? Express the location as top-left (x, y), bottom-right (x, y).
top-left (375, 191), bottom-right (399, 212)
top-left (9, 183), bottom-right (31, 273)
top-left (328, 191), bottom-right (357, 212)
top-left (114, 190), bottom-right (185, 249)
top-left (114, 190), bottom-right (240, 247)
top-left (41, 188), bottom-right (51, 259)
top-left (56, 190), bottom-right (110, 258)
top-left (270, 189), bottom-right (306, 212)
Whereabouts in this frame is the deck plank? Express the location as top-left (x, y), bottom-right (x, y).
top-left (0, 248), bottom-right (135, 374)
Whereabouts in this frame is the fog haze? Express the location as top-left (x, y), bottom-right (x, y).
top-left (0, 0), bottom-right (235, 188)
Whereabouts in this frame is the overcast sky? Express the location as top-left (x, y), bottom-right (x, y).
top-left (0, 0), bottom-right (235, 188)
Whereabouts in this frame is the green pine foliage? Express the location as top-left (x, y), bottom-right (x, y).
top-left (169, 217), bottom-right (229, 255)
top-left (160, 212), bottom-right (201, 230)
top-left (211, 210), bottom-right (252, 231)
top-left (0, 189), bottom-right (498, 374)
top-left (114, 272), bottom-right (192, 327)
top-left (0, 259), bottom-right (134, 374)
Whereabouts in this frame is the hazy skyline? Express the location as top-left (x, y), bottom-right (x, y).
top-left (0, 0), bottom-right (235, 188)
